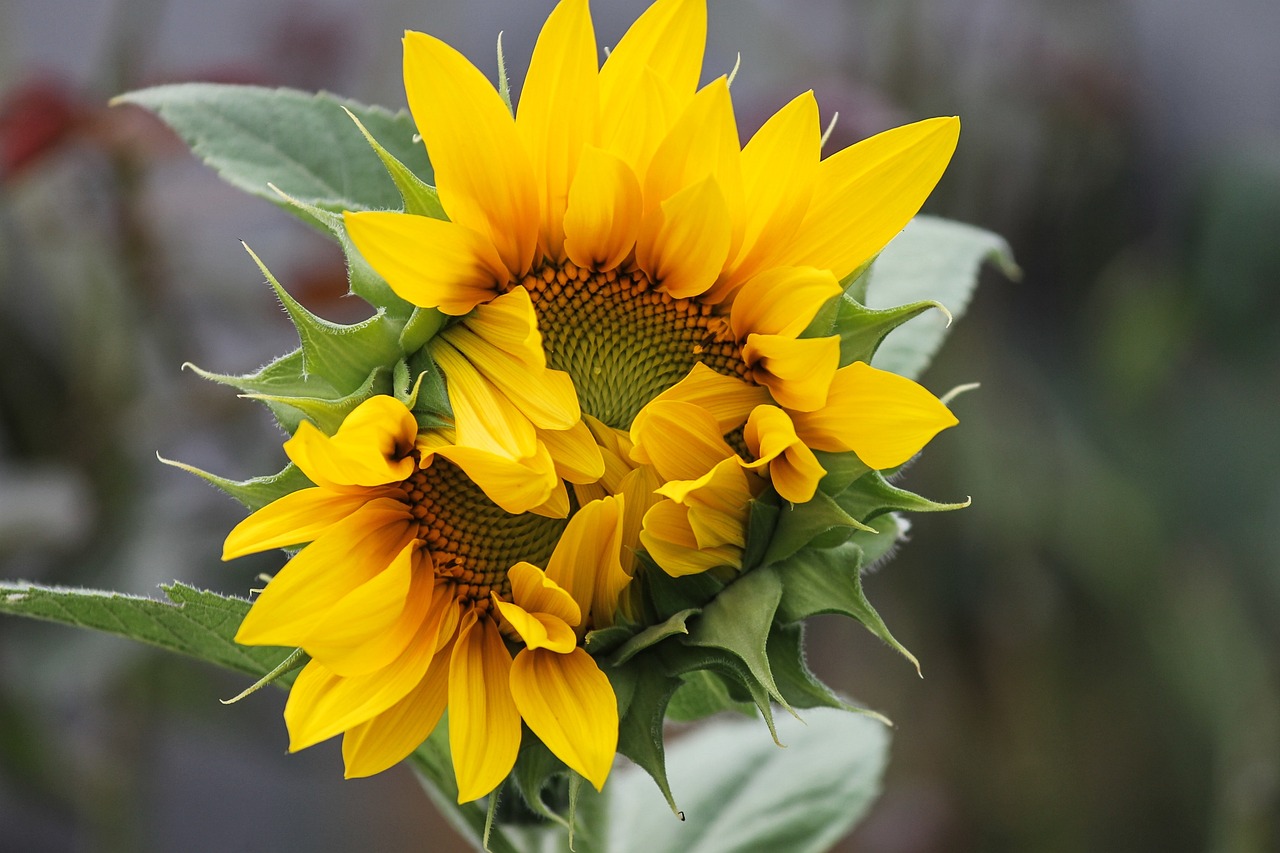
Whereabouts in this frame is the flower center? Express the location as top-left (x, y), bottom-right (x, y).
top-left (397, 458), bottom-right (567, 611)
top-left (515, 260), bottom-right (748, 430)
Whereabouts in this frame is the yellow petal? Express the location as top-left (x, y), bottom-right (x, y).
top-left (599, 0), bottom-right (705, 171)
top-left (790, 360), bottom-right (959, 468)
top-left (494, 599), bottom-right (578, 654)
top-left (728, 266), bottom-right (842, 340)
top-left (615, 465), bottom-right (662, 579)
top-left (340, 640), bottom-right (450, 778)
top-left (432, 339), bottom-right (538, 458)
top-left (403, 30), bottom-right (539, 276)
top-left (507, 561), bottom-right (581, 627)
top-left (300, 539), bottom-right (415, 673)
top-left (640, 499), bottom-right (741, 576)
top-left (443, 325), bottom-right (580, 430)
top-left (234, 500), bottom-right (415, 648)
top-left (538, 418), bottom-right (606, 484)
top-left (630, 399), bottom-right (736, 480)
top-left (449, 614), bottom-right (521, 802)
top-left (343, 212), bottom-right (507, 315)
top-left (431, 442), bottom-right (559, 516)
top-left (284, 604), bottom-right (445, 751)
top-left (655, 456), bottom-right (751, 549)
top-left (563, 147), bottom-right (643, 270)
top-left (531, 477), bottom-right (572, 520)
top-left (223, 488), bottom-right (370, 560)
top-left (742, 405), bottom-right (827, 503)
top-left (458, 286), bottom-right (546, 370)
top-left (635, 175), bottom-right (732, 299)
top-left (303, 543), bottom-right (437, 677)
top-left (787, 116), bottom-right (960, 280)
top-left (649, 363), bottom-right (770, 434)
top-left (715, 90), bottom-right (821, 297)
top-left (642, 78), bottom-right (742, 227)
top-left (516, 0), bottom-right (599, 258)
top-left (509, 647), bottom-right (618, 791)
top-left (284, 396), bottom-right (418, 489)
top-left (741, 333), bottom-right (840, 412)
top-left (545, 495), bottom-right (625, 629)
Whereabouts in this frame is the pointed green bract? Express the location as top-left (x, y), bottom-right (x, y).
top-left (610, 608), bottom-right (700, 665)
top-left (772, 543), bottom-right (920, 673)
top-left (835, 469), bottom-right (971, 524)
top-left (157, 458), bottom-right (312, 511)
top-left (760, 488), bottom-right (874, 570)
top-left (686, 567), bottom-right (789, 713)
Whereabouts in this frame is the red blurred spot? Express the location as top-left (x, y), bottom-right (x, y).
top-left (0, 77), bottom-right (82, 180)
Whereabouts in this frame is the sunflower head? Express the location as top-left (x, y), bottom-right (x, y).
top-left (170, 0), bottom-right (1003, 824)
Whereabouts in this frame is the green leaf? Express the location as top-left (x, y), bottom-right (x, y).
top-left (740, 493), bottom-right (781, 571)
top-left (115, 84), bottom-right (433, 217)
top-left (772, 544), bottom-right (919, 673)
top-left (766, 622), bottom-right (859, 714)
top-left (0, 581), bottom-right (292, 680)
top-left (184, 349), bottom-right (327, 434)
top-left (341, 106), bottom-right (447, 220)
top-left (640, 558), bottom-right (726, 623)
top-left (610, 608), bottom-right (700, 665)
top-left (665, 670), bottom-right (754, 723)
top-left (865, 215), bottom-right (1018, 379)
top-left (686, 568), bottom-right (788, 711)
top-left (835, 295), bottom-right (951, 367)
top-left (760, 488), bottom-right (874, 570)
top-left (605, 707), bottom-right (890, 853)
top-left (609, 660), bottom-right (684, 816)
top-left (269, 188), bottom-right (413, 316)
top-left (243, 364), bottom-right (393, 435)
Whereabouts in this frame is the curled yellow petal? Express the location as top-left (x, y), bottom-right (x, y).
top-left (284, 395), bottom-right (418, 489)
top-left (640, 499), bottom-right (741, 577)
top-left (545, 495), bottom-right (626, 630)
top-left (742, 405), bottom-right (827, 503)
top-left (507, 561), bottom-right (581, 627)
top-left (729, 266), bottom-right (842, 340)
top-left (629, 399), bottom-right (735, 481)
top-left (509, 647), bottom-right (618, 791)
top-left (494, 599), bottom-right (577, 654)
top-left (741, 333), bottom-right (840, 412)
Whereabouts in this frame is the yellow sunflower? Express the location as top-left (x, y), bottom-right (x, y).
top-left (344, 0), bottom-right (959, 575)
top-left (225, 0), bottom-right (965, 804)
top-left (225, 394), bottom-right (624, 801)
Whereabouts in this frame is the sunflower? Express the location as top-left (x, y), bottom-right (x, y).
top-left (225, 0), bottom-right (963, 803)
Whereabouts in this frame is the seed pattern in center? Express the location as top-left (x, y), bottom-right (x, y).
top-left (515, 261), bottom-right (748, 430)
top-left (397, 457), bottom-right (567, 612)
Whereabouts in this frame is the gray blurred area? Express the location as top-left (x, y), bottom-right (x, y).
top-left (2, 0), bottom-right (1279, 850)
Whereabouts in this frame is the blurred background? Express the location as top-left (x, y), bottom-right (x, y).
top-left (2, 0), bottom-right (1278, 850)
